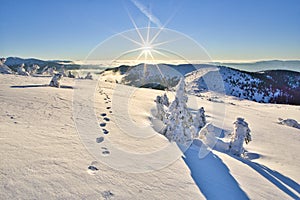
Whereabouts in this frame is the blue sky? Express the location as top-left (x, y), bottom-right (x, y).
top-left (1, 0), bottom-right (299, 61)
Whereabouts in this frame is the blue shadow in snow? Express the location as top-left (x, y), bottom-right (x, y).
top-left (183, 147), bottom-right (249, 200)
top-left (193, 123), bottom-right (300, 199)
top-left (234, 156), bottom-right (300, 199)
top-left (11, 85), bottom-right (74, 89)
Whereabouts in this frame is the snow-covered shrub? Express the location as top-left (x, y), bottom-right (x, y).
top-left (199, 123), bottom-right (230, 152)
top-left (229, 117), bottom-right (251, 156)
top-left (17, 63), bottom-right (29, 76)
top-left (163, 79), bottom-right (196, 145)
top-left (194, 107), bottom-right (206, 129)
top-left (278, 118), bottom-right (300, 129)
top-left (49, 73), bottom-right (63, 88)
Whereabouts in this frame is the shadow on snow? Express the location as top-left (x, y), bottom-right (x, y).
top-left (11, 85), bottom-right (74, 89)
top-left (182, 146), bottom-right (250, 199)
top-left (234, 156), bottom-right (300, 199)
top-left (181, 123), bottom-right (300, 199)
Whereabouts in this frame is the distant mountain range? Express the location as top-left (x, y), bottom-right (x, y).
top-left (3, 57), bottom-right (80, 71)
top-left (3, 57), bottom-right (300, 72)
top-left (103, 63), bottom-right (300, 105)
top-left (211, 60), bottom-right (300, 72)
top-left (2, 57), bottom-right (300, 105)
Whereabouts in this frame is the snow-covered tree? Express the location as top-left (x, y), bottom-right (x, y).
top-left (199, 123), bottom-right (216, 147)
top-left (17, 63), bottom-right (29, 76)
top-left (155, 93), bottom-right (169, 121)
top-left (41, 66), bottom-right (49, 75)
top-left (68, 71), bottom-right (75, 78)
top-left (163, 78), bottom-right (196, 145)
top-left (162, 93), bottom-right (169, 107)
top-left (27, 64), bottom-right (40, 75)
top-left (229, 117), bottom-right (251, 156)
top-left (0, 58), bottom-right (12, 74)
top-left (48, 67), bottom-right (56, 76)
top-left (155, 95), bottom-right (166, 121)
top-left (49, 73), bottom-right (63, 88)
top-left (85, 72), bottom-right (93, 80)
top-left (0, 58), bottom-right (6, 65)
top-left (194, 107), bottom-right (206, 130)
top-left (59, 65), bottom-right (67, 77)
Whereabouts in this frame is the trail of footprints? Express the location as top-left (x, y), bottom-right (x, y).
top-left (88, 89), bottom-right (113, 175)
top-left (97, 89), bottom-right (113, 155)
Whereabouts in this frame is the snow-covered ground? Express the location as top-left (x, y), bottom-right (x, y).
top-left (0, 74), bottom-right (299, 199)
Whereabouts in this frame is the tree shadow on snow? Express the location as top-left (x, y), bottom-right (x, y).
top-left (233, 155), bottom-right (300, 199)
top-left (11, 85), bottom-right (73, 89)
top-left (182, 122), bottom-right (300, 199)
top-left (182, 145), bottom-right (250, 200)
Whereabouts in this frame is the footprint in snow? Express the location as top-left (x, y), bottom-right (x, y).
top-left (101, 147), bottom-right (110, 155)
top-left (100, 123), bottom-right (106, 127)
top-left (102, 190), bottom-right (114, 199)
top-left (102, 129), bottom-right (109, 134)
top-left (102, 150), bottom-right (110, 155)
top-left (88, 165), bottom-right (98, 171)
top-left (103, 117), bottom-right (110, 122)
top-left (106, 106), bottom-right (111, 110)
top-left (109, 111), bottom-right (112, 114)
top-left (96, 137), bottom-right (104, 143)
top-left (100, 113), bottom-right (107, 117)
top-left (87, 164), bottom-right (99, 175)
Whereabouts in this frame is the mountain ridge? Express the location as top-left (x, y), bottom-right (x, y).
top-left (102, 63), bottom-right (300, 105)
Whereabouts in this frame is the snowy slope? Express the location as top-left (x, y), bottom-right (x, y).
top-left (185, 66), bottom-right (300, 105)
top-left (0, 74), bottom-right (299, 199)
top-left (0, 74), bottom-right (203, 199)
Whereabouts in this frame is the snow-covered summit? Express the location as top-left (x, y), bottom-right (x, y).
top-left (185, 66), bottom-right (300, 105)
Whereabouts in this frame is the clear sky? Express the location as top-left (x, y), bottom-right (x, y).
top-left (1, 0), bottom-right (299, 61)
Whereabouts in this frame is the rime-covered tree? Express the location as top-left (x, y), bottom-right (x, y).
top-left (194, 107), bottom-right (206, 130)
top-left (17, 63), bottom-right (29, 76)
top-left (164, 78), bottom-right (196, 145)
top-left (0, 58), bottom-right (12, 74)
top-left (155, 95), bottom-right (166, 121)
top-left (85, 72), bottom-right (93, 80)
top-left (229, 117), bottom-right (251, 156)
top-left (59, 65), bottom-right (67, 77)
top-left (49, 73), bottom-right (63, 88)
top-left (162, 93), bottom-right (170, 107)
top-left (27, 64), bottom-right (40, 75)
